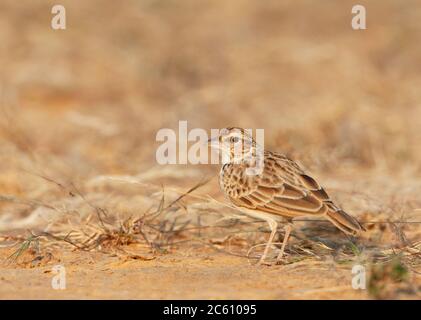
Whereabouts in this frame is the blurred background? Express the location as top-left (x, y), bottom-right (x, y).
top-left (0, 0), bottom-right (420, 213)
top-left (0, 0), bottom-right (420, 300)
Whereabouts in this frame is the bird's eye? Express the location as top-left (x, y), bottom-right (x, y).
top-left (230, 136), bottom-right (240, 143)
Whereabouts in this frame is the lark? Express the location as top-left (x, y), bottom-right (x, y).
top-left (209, 127), bottom-right (365, 265)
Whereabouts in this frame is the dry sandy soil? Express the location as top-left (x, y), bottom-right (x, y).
top-left (1, 248), bottom-right (368, 300)
top-left (0, 0), bottom-right (420, 299)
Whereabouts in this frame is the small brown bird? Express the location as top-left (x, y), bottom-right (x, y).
top-left (209, 127), bottom-right (365, 265)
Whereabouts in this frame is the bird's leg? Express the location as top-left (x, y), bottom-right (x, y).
top-left (258, 217), bottom-right (278, 265)
top-left (276, 223), bottom-right (293, 263)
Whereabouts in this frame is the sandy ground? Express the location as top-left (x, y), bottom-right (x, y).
top-left (0, 0), bottom-right (421, 300)
top-left (0, 247), bottom-right (369, 300)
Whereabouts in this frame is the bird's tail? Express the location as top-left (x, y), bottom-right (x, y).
top-left (325, 209), bottom-right (365, 236)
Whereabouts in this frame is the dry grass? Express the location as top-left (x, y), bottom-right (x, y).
top-left (0, 0), bottom-right (420, 299)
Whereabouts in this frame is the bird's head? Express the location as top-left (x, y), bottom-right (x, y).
top-left (208, 127), bottom-right (261, 164)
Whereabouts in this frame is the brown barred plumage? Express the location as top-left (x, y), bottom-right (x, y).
top-left (210, 127), bottom-right (364, 264)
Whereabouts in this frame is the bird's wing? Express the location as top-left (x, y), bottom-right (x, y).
top-left (227, 153), bottom-right (364, 234)
top-left (229, 154), bottom-right (332, 218)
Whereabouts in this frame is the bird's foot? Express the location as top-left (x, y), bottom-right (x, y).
top-left (257, 259), bottom-right (273, 266)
